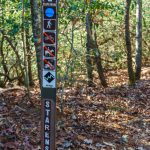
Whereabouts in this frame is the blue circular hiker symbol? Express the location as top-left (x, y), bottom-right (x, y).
top-left (45, 8), bottom-right (54, 18)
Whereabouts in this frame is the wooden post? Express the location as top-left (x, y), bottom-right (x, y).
top-left (41, 0), bottom-right (58, 149)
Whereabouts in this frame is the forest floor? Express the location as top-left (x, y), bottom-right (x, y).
top-left (0, 68), bottom-right (150, 150)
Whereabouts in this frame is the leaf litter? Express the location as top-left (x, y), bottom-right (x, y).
top-left (0, 70), bottom-right (150, 150)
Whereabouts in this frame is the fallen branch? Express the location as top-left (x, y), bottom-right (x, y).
top-left (0, 87), bottom-right (26, 94)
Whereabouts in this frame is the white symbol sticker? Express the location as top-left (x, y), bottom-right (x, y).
top-left (43, 70), bottom-right (56, 88)
top-left (47, 20), bottom-right (52, 28)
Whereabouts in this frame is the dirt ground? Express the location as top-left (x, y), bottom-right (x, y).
top-left (0, 68), bottom-right (150, 150)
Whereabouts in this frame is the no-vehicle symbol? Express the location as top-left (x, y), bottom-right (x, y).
top-left (44, 59), bottom-right (55, 71)
top-left (44, 46), bottom-right (55, 57)
top-left (44, 32), bottom-right (56, 44)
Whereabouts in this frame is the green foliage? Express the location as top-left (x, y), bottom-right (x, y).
top-left (0, 0), bottom-right (150, 86)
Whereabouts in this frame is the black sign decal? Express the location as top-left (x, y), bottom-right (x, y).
top-left (44, 20), bottom-right (56, 30)
top-left (44, 46), bottom-right (55, 57)
top-left (44, 32), bottom-right (55, 44)
top-left (44, 59), bottom-right (55, 70)
top-left (44, 72), bottom-right (55, 83)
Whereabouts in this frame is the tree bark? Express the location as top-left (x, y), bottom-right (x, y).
top-left (0, 2), bottom-right (8, 86)
top-left (85, 13), bottom-right (94, 86)
top-left (2, 33), bottom-right (25, 84)
top-left (30, 0), bottom-right (42, 86)
top-left (125, 0), bottom-right (135, 84)
top-left (93, 29), bottom-right (108, 88)
top-left (26, 27), bottom-right (34, 86)
top-left (0, 35), bottom-right (8, 86)
top-left (135, 0), bottom-right (142, 80)
top-left (86, 13), bottom-right (107, 87)
top-left (22, 0), bottom-right (29, 87)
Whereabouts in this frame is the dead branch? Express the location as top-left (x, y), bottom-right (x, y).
top-left (0, 87), bottom-right (26, 94)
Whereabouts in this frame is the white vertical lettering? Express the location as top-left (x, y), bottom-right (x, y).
top-left (45, 132), bottom-right (49, 138)
top-left (45, 125), bottom-right (50, 130)
top-left (45, 117), bottom-right (50, 123)
top-left (45, 139), bottom-right (50, 145)
top-left (45, 146), bottom-right (49, 150)
top-left (45, 101), bottom-right (50, 108)
top-left (45, 109), bottom-right (50, 116)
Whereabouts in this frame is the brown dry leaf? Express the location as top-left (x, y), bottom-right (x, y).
top-left (77, 135), bottom-right (85, 141)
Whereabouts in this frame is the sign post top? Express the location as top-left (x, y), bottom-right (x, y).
top-left (43, 0), bottom-right (57, 3)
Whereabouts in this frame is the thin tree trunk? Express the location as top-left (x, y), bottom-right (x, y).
top-left (30, 0), bottom-right (42, 86)
top-left (0, 8), bottom-right (8, 81)
top-left (0, 37), bottom-right (8, 74)
top-left (93, 27), bottom-right (107, 87)
top-left (85, 13), bottom-right (94, 86)
top-left (0, 1), bottom-right (8, 86)
top-left (3, 33), bottom-right (25, 84)
top-left (26, 27), bottom-right (34, 86)
top-left (22, 0), bottom-right (29, 87)
top-left (22, 0), bottom-right (32, 103)
top-left (86, 13), bottom-right (107, 87)
top-left (125, 0), bottom-right (135, 84)
top-left (135, 0), bottom-right (142, 80)
top-left (94, 49), bottom-right (108, 87)
top-left (0, 35), bottom-right (8, 86)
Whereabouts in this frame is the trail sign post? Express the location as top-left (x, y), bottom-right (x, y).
top-left (41, 0), bottom-right (58, 149)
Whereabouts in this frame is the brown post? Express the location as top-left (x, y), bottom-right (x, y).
top-left (41, 0), bottom-right (58, 149)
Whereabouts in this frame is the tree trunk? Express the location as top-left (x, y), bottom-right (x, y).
top-left (135, 0), bottom-right (142, 80)
top-left (0, 2), bottom-right (8, 86)
top-left (2, 33), bottom-right (25, 84)
top-left (0, 35), bottom-right (8, 86)
top-left (125, 0), bottom-right (135, 84)
top-left (22, 0), bottom-right (29, 87)
top-left (85, 13), bottom-right (94, 86)
top-left (30, 0), bottom-right (42, 86)
top-left (26, 27), bottom-right (34, 86)
top-left (93, 25), bottom-right (107, 88)
top-left (86, 13), bottom-right (107, 87)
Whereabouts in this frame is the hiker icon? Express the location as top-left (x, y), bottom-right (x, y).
top-left (44, 20), bottom-right (56, 30)
top-left (47, 20), bottom-right (52, 28)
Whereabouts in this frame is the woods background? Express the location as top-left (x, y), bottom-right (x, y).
top-left (0, 0), bottom-right (150, 149)
top-left (0, 0), bottom-right (149, 88)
